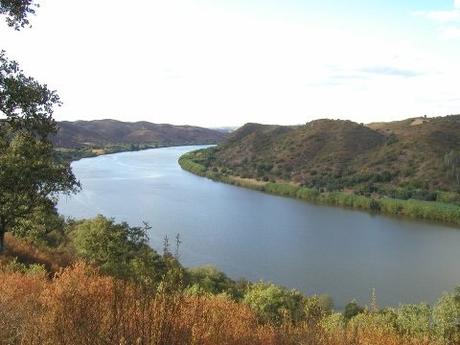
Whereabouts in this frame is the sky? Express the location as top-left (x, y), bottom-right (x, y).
top-left (1, 0), bottom-right (460, 127)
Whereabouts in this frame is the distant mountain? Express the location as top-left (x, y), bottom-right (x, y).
top-left (188, 115), bottom-right (460, 196)
top-left (52, 120), bottom-right (228, 148)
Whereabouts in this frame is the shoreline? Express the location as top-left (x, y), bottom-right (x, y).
top-left (56, 143), bottom-right (215, 163)
top-left (179, 151), bottom-right (460, 229)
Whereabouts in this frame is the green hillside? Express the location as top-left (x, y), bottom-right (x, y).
top-left (180, 115), bottom-right (460, 225)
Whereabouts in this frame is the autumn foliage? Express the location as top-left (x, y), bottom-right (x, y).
top-left (0, 261), bottom-right (441, 345)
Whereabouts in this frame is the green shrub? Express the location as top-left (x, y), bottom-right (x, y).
top-left (243, 282), bottom-right (305, 324)
top-left (344, 300), bottom-right (364, 320)
top-left (396, 303), bottom-right (432, 338)
top-left (71, 215), bottom-right (167, 285)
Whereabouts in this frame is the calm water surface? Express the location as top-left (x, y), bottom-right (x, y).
top-left (58, 146), bottom-right (460, 308)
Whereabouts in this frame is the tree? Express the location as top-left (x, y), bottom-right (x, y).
top-left (433, 287), bottom-right (460, 343)
top-left (186, 265), bottom-right (239, 297)
top-left (396, 303), bottom-right (432, 338)
top-left (0, 0), bottom-right (79, 251)
top-left (243, 282), bottom-right (305, 324)
top-left (343, 300), bottom-right (364, 320)
top-left (71, 215), bottom-right (167, 285)
top-left (0, 0), bottom-right (37, 30)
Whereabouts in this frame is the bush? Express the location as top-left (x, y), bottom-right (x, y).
top-left (71, 215), bottom-right (167, 285)
top-left (186, 265), bottom-right (243, 299)
top-left (433, 288), bottom-right (460, 343)
top-left (243, 282), bottom-right (305, 324)
top-left (344, 300), bottom-right (364, 320)
top-left (396, 303), bottom-right (432, 338)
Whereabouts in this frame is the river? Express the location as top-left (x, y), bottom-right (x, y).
top-left (57, 145), bottom-right (460, 308)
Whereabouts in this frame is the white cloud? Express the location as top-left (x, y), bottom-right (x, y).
top-left (415, 1), bottom-right (460, 40)
top-left (0, 0), bottom-right (459, 126)
top-left (442, 26), bottom-right (460, 38)
top-left (417, 10), bottom-right (460, 22)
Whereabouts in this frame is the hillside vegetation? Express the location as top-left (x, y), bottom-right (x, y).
top-left (180, 115), bottom-right (460, 225)
top-left (2, 217), bottom-right (460, 345)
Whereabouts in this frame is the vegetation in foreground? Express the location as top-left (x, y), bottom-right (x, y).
top-left (2, 215), bottom-right (460, 345)
top-left (2, 3), bottom-right (460, 344)
top-left (179, 148), bottom-right (460, 226)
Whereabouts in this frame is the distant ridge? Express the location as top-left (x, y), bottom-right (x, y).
top-left (52, 119), bottom-right (228, 148)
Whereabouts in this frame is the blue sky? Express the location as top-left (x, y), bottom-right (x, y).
top-left (0, 0), bottom-right (459, 126)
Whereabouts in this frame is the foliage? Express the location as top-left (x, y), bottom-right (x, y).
top-left (10, 206), bottom-right (65, 246)
top-left (303, 294), bottom-right (334, 325)
top-left (2, 256), bottom-right (46, 275)
top-left (243, 282), bottom-right (305, 324)
top-left (343, 300), bottom-right (364, 320)
top-left (444, 150), bottom-right (460, 186)
top-left (186, 265), bottom-right (245, 299)
top-left (0, 125), bottom-right (79, 250)
top-left (396, 303), bottom-right (432, 338)
top-left (433, 288), bottom-right (460, 344)
top-left (3, 229), bottom-right (460, 344)
top-left (0, 261), bottom-right (454, 344)
top-left (70, 215), bottom-right (167, 285)
top-left (0, 20), bottom-right (79, 251)
top-left (0, 0), bottom-right (36, 30)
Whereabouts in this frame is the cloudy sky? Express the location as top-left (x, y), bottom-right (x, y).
top-left (1, 0), bottom-right (460, 127)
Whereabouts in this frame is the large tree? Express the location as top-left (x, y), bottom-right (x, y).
top-left (0, 0), bottom-right (36, 30)
top-left (0, 0), bottom-right (79, 251)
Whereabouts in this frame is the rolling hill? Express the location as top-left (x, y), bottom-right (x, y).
top-left (53, 119), bottom-right (228, 148)
top-left (182, 115), bottom-right (460, 203)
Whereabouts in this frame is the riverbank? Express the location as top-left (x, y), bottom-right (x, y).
top-left (55, 143), bottom-right (214, 162)
top-left (179, 151), bottom-right (460, 227)
top-left (54, 143), bottom-right (159, 162)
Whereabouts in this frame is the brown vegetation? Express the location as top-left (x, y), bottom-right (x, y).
top-left (0, 261), bottom-right (440, 345)
top-left (0, 233), bottom-right (73, 273)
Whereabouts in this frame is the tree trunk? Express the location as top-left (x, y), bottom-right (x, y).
top-left (0, 219), bottom-right (5, 253)
top-left (0, 228), bottom-right (4, 253)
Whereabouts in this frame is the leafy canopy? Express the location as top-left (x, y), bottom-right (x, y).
top-left (71, 215), bottom-right (167, 285)
top-left (0, 0), bottom-right (79, 250)
top-left (0, 0), bottom-right (37, 30)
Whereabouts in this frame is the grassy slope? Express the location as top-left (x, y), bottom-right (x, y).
top-left (179, 115), bottom-right (460, 226)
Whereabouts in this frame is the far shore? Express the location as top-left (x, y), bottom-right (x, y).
top-left (179, 150), bottom-right (460, 229)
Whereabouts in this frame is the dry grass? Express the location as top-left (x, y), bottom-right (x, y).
top-left (0, 261), bottom-right (441, 345)
top-left (1, 233), bottom-right (73, 273)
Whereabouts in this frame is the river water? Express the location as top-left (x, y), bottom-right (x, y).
top-left (57, 146), bottom-right (460, 308)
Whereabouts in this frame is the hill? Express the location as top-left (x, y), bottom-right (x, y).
top-left (180, 115), bottom-right (460, 225)
top-left (194, 116), bottom-right (460, 194)
top-left (53, 119), bottom-right (228, 148)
